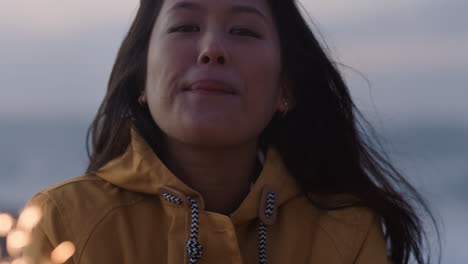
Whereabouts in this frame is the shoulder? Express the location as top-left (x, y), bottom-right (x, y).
top-left (317, 205), bottom-right (378, 244)
top-left (318, 204), bottom-right (388, 263)
top-left (31, 174), bottom-right (146, 207)
top-left (284, 194), bottom-right (386, 262)
top-left (30, 175), bottom-right (147, 218)
top-left (27, 174), bottom-right (149, 246)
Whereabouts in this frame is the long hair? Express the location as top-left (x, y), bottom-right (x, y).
top-left (86, 0), bottom-right (439, 263)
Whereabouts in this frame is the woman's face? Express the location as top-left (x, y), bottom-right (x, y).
top-left (145, 0), bottom-right (283, 147)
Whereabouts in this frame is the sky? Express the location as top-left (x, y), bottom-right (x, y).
top-left (1, 0), bottom-right (467, 122)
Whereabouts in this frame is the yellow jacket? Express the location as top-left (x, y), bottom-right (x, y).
top-left (24, 129), bottom-right (390, 263)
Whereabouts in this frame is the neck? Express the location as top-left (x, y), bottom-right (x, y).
top-left (160, 138), bottom-right (259, 215)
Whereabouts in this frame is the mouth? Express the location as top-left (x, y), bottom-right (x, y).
top-left (185, 80), bottom-right (237, 95)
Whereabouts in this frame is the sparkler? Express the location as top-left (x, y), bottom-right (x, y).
top-left (0, 207), bottom-right (75, 264)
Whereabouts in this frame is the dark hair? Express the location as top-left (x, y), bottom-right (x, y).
top-left (86, 0), bottom-right (440, 263)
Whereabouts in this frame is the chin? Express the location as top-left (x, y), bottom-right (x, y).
top-left (172, 123), bottom-right (251, 148)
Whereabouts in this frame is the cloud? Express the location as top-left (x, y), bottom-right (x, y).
top-left (0, 0), bottom-right (433, 33)
top-left (0, 0), bottom-right (138, 35)
top-left (0, 24), bottom-right (122, 119)
top-left (336, 35), bottom-right (468, 73)
top-left (299, 0), bottom-right (426, 23)
top-left (0, 0), bottom-right (466, 121)
top-left (297, 0), bottom-right (468, 73)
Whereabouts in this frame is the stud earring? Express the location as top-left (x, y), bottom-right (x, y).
top-left (282, 99), bottom-right (289, 117)
top-left (283, 99), bottom-right (289, 111)
top-left (138, 94), bottom-right (146, 106)
top-left (277, 99), bottom-right (289, 117)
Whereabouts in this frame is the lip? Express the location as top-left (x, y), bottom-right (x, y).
top-left (186, 80), bottom-right (237, 95)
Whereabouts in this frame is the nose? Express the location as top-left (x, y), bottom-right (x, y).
top-left (197, 32), bottom-right (228, 66)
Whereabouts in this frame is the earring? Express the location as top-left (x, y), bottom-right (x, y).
top-left (282, 99), bottom-right (289, 117)
top-left (283, 100), bottom-right (289, 111)
top-left (277, 99), bottom-right (289, 117)
top-left (138, 94), bottom-right (146, 106)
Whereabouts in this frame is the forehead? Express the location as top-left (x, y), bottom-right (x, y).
top-left (160, 0), bottom-right (272, 19)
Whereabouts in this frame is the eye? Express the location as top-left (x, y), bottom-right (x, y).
top-left (230, 27), bottom-right (261, 39)
top-left (167, 24), bottom-right (200, 33)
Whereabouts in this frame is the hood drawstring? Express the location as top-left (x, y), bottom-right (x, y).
top-left (161, 190), bottom-right (277, 264)
top-left (162, 193), bottom-right (203, 263)
top-left (259, 191), bottom-right (276, 264)
top-left (186, 196), bottom-right (203, 264)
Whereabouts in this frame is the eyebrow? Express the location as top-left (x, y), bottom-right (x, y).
top-left (167, 1), bottom-right (267, 21)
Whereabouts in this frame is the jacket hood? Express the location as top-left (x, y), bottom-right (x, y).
top-left (95, 128), bottom-right (302, 225)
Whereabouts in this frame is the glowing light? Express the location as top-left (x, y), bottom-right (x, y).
top-left (6, 230), bottom-right (30, 256)
top-left (17, 206), bottom-right (42, 231)
top-left (50, 241), bottom-right (75, 264)
top-left (0, 213), bottom-right (15, 236)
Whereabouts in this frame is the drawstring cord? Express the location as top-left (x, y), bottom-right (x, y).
top-left (186, 196), bottom-right (203, 264)
top-left (259, 191), bottom-right (276, 264)
top-left (162, 193), bottom-right (203, 263)
top-left (162, 191), bottom-right (276, 264)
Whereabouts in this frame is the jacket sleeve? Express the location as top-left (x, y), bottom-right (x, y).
top-left (22, 193), bottom-right (75, 264)
top-left (353, 216), bottom-right (393, 264)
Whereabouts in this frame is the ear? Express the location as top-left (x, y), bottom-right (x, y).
top-left (138, 90), bottom-right (147, 105)
top-left (275, 79), bottom-right (295, 113)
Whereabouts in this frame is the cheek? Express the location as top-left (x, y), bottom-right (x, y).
top-left (146, 38), bottom-right (194, 107)
top-left (238, 44), bottom-right (282, 112)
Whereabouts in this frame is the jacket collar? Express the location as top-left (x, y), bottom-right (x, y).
top-left (95, 128), bottom-right (302, 225)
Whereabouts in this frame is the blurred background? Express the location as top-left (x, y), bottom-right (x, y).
top-left (0, 0), bottom-right (466, 262)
